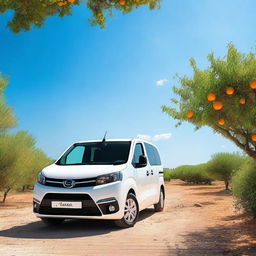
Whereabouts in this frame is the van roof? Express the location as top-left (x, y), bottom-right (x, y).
top-left (75, 138), bottom-right (153, 144)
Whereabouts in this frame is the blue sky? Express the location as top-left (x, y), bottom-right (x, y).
top-left (0, 0), bottom-right (255, 168)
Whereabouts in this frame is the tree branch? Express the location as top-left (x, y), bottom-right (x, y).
top-left (215, 125), bottom-right (256, 158)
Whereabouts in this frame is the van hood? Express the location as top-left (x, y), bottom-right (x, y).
top-left (41, 164), bottom-right (127, 179)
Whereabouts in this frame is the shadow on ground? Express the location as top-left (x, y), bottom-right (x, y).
top-left (190, 186), bottom-right (223, 190)
top-left (192, 190), bottom-right (232, 197)
top-left (0, 208), bottom-right (155, 239)
top-left (180, 215), bottom-right (256, 256)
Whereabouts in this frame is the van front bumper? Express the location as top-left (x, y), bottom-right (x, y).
top-left (33, 181), bottom-right (125, 220)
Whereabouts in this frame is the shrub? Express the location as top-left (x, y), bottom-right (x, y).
top-left (171, 164), bottom-right (212, 185)
top-left (232, 158), bottom-right (256, 216)
top-left (206, 152), bottom-right (245, 190)
top-left (163, 168), bottom-right (172, 181)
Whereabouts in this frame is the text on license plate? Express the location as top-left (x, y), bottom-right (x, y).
top-left (51, 201), bottom-right (82, 209)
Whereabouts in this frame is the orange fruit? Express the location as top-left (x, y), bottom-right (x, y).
top-left (252, 134), bottom-right (256, 142)
top-left (250, 80), bottom-right (256, 89)
top-left (207, 93), bottom-right (216, 101)
top-left (213, 101), bottom-right (223, 110)
top-left (226, 87), bottom-right (234, 95)
top-left (218, 119), bottom-right (225, 125)
top-left (239, 98), bottom-right (246, 104)
top-left (119, 0), bottom-right (126, 5)
top-left (58, 2), bottom-right (63, 6)
top-left (186, 111), bottom-right (194, 119)
top-left (68, 0), bottom-right (76, 3)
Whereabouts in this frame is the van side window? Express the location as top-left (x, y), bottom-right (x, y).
top-left (133, 143), bottom-right (144, 166)
top-left (145, 143), bottom-right (161, 166)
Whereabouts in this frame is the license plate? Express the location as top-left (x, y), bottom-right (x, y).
top-left (51, 201), bottom-right (82, 209)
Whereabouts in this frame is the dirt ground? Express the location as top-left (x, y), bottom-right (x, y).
top-left (0, 180), bottom-right (256, 256)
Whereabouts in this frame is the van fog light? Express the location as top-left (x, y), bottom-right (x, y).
top-left (109, 205), bottom-right (115, 212)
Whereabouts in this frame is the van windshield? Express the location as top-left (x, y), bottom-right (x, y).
top-left (56, 141), bottom-right (131, 165)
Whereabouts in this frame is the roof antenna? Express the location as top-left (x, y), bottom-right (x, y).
top-left (102, 131), bottom-right (107, 142)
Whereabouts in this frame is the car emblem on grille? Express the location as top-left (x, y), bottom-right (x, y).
top-left (63, 179), bottom-right (75, 188)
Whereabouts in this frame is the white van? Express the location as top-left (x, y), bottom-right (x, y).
top-left (33, 139), bottom-right (165, 228)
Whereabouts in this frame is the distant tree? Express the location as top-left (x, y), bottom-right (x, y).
top-left (162, 44), bottom-right (256, 159)
top-left (0, 74), bottom-right (16, 131)
top-left (0, 131), bottom-right (52, 202)
top-left (23, 148), bottom-right (53, 190)
top-left (206, 153), bottom-right (245, 190)
top-left (0, 0), bottom-right (161, 33)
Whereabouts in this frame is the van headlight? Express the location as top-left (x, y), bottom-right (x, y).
top-left (96, 172), bottom-right (122, 185)
top-left (38, 172), bottom-right (46, 185)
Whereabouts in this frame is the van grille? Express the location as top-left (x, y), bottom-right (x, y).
top-left (44, 177), bottom-right (97, 188)
top-left (38, 193), bottom-right (102, 216)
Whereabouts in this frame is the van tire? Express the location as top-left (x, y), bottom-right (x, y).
top-left (41, 218), bottom-right (65, 226)
top-left (114, 193), bottom-right (139, 228)
top-left (154, 188), bottom-right (164, 212)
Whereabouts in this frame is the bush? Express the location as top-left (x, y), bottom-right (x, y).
top-left (206, 152), bottom-right (245, 190)
top-left (232, 158), bottom-right (256, 216)
top-left (170, 164), bottom-right (212, 185)
top-left (163, 168), bottom-right (172, 181)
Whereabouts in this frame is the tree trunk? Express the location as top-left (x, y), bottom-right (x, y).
top-left (225, 181), bottom-right (229, 190)
top-left (2, 187), bottom-right (11, 203)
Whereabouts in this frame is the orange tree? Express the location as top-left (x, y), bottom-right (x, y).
top-left (162, 44), bottom-right (256, 159)
top-left (0, 0), bottom-right (161, 33)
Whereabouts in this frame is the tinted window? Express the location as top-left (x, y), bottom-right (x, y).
top-left (66, 146), bottom-right (85, 164)
top-left (133, 143), bottom-right (144, 165)
top-left (145, 143), bottom-right (161, 166)
top-left (57, 141), bottom-right (131, 165)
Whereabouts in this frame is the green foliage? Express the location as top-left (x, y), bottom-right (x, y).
top-left (232, 158), bottom-right (256, 216)
top-left (170, 164), bottom-right (213, 185)
top-left (0, 0), bottom-right (161, 33)
top-left (0, 74), bottom-right (16, 131)
top-left (206, 152), bottom-right (245, 190)
top-left (0, 131), bottom-right (53, 202)
top-left (163, 168), bottom-right (172, 181)
top-left (0, 75), bottom-right (52, 202)
top-left (162, 44), bottom-right (256, 159)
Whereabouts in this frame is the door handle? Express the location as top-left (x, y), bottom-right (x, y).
top-left (151, 170), bottom-right (153, 175)
top-left (146, 170), bottom-right (149, 176)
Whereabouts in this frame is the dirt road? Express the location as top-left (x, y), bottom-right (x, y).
top-left (0, 181), bottom-right (256, 256)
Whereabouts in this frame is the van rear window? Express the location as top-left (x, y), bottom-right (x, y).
top-left (145, 143), bottom-right (162, 166)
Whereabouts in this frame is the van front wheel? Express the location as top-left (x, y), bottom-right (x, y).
top-left (114, 193), bottom-right (139, 228)
top-left (154, 189), bottom-right (165, 212)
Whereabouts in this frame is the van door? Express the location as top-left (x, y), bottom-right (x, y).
top-left (133, 143), bottom-right (150, 210)
top-left (144, 143), bottom-right (162, 205)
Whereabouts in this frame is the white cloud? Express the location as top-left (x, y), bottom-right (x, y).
top-left (152, 133), bottom-right (172, 141)
top-left (137, 133), bottom-right (172, 142)
top-left (137, 134), bottom-right (152, 141)
top-left (156, 78), bottom-right (168, 86)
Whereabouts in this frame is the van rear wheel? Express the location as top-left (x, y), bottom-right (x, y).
top-left (41, 218), bottom-right (65, 226)
top-left (114, 193), bottom-right (139, 228)
top-left (154, 189), bottom-right (165, 212)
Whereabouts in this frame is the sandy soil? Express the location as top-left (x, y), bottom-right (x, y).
top-left (0, 180), bottom-right (256, 256)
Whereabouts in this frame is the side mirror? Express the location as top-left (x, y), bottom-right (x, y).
top-left (135, 155), bottom-right (147, 168)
